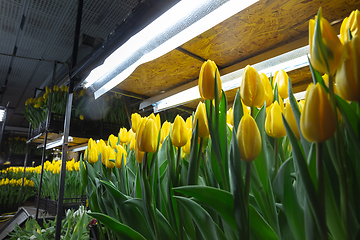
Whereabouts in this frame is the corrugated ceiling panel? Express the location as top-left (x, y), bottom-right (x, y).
top-left (0, 18), bottom-right (17, 54)
top-left (29, 0), bottom-right (67, 18)
top-left (0, 0), bottom-right (23, 21)
top-left (7, 57), bottom-right (39, 86)
top-left (0, 55), bottom-right (11, 76)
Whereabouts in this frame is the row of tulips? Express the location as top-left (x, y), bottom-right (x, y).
top-left (32, 159), bottom-right (83, 201)
top-left (0, 178), bottom-right (35, 213)
top-left (80, 8), bottom-right (360, 240)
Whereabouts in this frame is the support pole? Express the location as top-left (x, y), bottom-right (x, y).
top-left (54, 0), bottom-right (83, 238)
top-left (35, 61), bottom-right (56, 219)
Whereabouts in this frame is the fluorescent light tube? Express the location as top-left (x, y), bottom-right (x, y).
top-left (83, 0), bottom-right (259, 99)
top-left (154, 46), bottom-right (310, 112)
top-left (38, 136), bottom-right (73, 150)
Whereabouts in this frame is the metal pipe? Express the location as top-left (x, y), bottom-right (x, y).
top-left (35, 61), bottom-right (56, 219)
top-left (54, 0), bottom-right (83, 238)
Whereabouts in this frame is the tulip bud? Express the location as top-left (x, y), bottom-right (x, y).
top-left (182, 128), bottom-right (192, 155)
top-left (240, 65), bottom-right (265, 107)
top-left (237, 114), bottom-right (261, 162)
top-left (108, 134), bottom-right (118, 148)
top-left (265, 101), bottom-right (287, 138)
top-left (340, 9), bottom-right (360, 44)
top-left (285, 99), bottom-right (300, 140)
top-left (129, 134), bottom-right (136, 150)
top-left (115, 145), bottom-right (127, 168)
top-left (131, 113), bottom-right (142, 133)
top-left (274, 70), bottom-right (289, 99)
top-left (185, 116), bottom-right (193, 130)
top-left (149, 113), bottom-right (161, 132)
top-left (171, 115), bottom-right (189, 147)
top-left (309, 11), bottom-right (343, 75)
top-left (135, 143), bottom-right (144, 163)
top-left (227, 108), bottom-right (233, 126)
top-left (138, 118), bottom-right (159, 153)
top-left (335, 35), bottom-right (360, 101)
top-left (300, 83), bottom-right (336, 142)
top-left (199, 60), bottom-right (222, 100)
top-left (193, 102), bottom-right (209, 138)
top-left (160, 121), bottom-right (171, 143)
top-left (260, 73), bottom-right (274, 106)
top-left (118, 128), bottom-right (129, 144)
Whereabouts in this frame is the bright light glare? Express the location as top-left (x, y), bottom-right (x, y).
top-left (154, 46), bottom-right (310, 112)
top-left (85, 0), bottom-right (259, 98)
top-left (0, 109), bottom-right (5, 122)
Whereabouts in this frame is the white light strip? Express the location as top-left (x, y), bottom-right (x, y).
top-left (84, 0), bottom-right (259, 99)
top-left (154, 46), bottom-right (310, 112)
top-left (0, 109), bottom-right (6, 122)
top-left (38, 136), bottom-right (74, 150)
top-left (70, 145), bottom-right (88, 152)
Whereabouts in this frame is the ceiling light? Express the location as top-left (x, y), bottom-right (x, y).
top-left (0, 109), bottom-right (6, 122)
top-left (38, 136), bottom-right (73, 150)
top-left (154, 45), bottom-right (310, 112)
top-left (69, 144), bottom-right (88, 152)
top-left (83, 0), bottom-right (259, 99)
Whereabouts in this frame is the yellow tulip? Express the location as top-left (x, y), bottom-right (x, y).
top-left (171, 115), bottom-right (189, 148)
top-left (45, 86), bottom-right (50, 93)
top-left (193, 102), bottom-right (209, 138)
top-left (199, 60), bottom-right (222, 100)
top-left (309, 13), bottom-right (343, 75)
top-left (240, 65), bottom-right (265, 108)
top-left (274, 70), bottom-right (289, 99)
top-left (340, 9), bottom-right (360, 44)
top-left (148, 113), bottom-right (161, 133)
top-left (102, 145), bottom-right (115, 168)
top-left (34, 103), bottom-right (42, 108)
top-left (119, 128), bottom-right (129, 144)
top-left (160, 121), bottom-right (171, 143)
top-left (131, 113), bottom-right (142, 133)
top-left (227, 107), bottom-right (233, 126)
top-left (135, 145), bottom-right (145, 163)
top-left (285, 99), bottom-right (300, 140)
top-left (182, 128), bottom-right (192, 154)
top-left (115, 145), bottom-right (127, 168)
top-left (129, 134), bottom-right (136, 150)
top-left (185, 116), bottom-right (193, 129)
top-left (137, 117), bottom-right (159, 153)
top-left (43, 92), bottom-right (49, 100)
top-left (298, 100), bottom-right (305, 111)
top-left (237, 114), bottom-right (261, 162)
top-left (38, 97), bottom-right (45, 103)
top-left (25, 99), bottom-right (30, 106)
top-left (108, 134), bottom-right (118, 148)
top-left (300, 83), bottom-right (336, 143)
top-left (265, 101), bottom-right (287, 138)
top-left (335, 35), bottom-right (360, 101)
top-left (322, 74), bottom-right (338, 94)
top-left (260, 73), bottom-right (274, 106)
top-left (128, 129), bottom-right (135, 143)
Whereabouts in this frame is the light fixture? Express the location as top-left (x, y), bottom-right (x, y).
top-left (154, 45), bottom-right (310, 112)
top-left (69, 144), bottom-right (88, 152)
top-left (83, 0), bottom-right (259, 99)
top-left (38, 136), bottom-right (73, 150)
top-left (0, 109), bottom-right (6, 122)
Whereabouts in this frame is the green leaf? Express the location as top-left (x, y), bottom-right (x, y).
top-left (124, 198), bottom-right (177, 240)
top-left (233, 89), bottom-right (244, 132)
top-left (249, 205), bottom-right (279, 240)
top-left (174, 186), bottom-right (236, 230)
top-left (274, 159), bottom-right (305, 240)
top-left (187, 120), bottom-right (200, 185)
top-left (87, 212), bottom-right (146, 240)
top-left (282, 115), bottom-right (323, 238)
top-left (174, 196), bottom-right (226, 240)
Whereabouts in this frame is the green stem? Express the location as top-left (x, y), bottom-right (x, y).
top-left (175, 148), bottom-right (181, 187)
top-left (316, 142), bottom-right (327, 240)
top-left (244, 162), bottom-right (251, 240)
top-left (194, 138), bottom-right (204, 185)
top-left (274, 138), bottom-right (279, 180)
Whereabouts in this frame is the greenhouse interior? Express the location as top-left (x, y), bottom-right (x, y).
top-left (0, 0), bottom-right (360, 239)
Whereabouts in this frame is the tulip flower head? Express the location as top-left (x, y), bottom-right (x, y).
top-left (227, 107), bottom-right (234, 126)
top-left (160, 121), bottom-right (171, 143)
top-left (137, 117), bottom-right (159, 153)
top-left (335, 35), bottom-right (360, 101)
top-left (340, 9), bottom-right (360, 44)
top-left (274, 70), bottom-right (289, 99)
top-left (119, 127), bottom-right (129, 144)
top-left (285, 99), bottom-right (300, 140)
top-left (131, 113), bottom-right (142, 133)
top-left (171, 115), bottom-right (189, 148)
top-left (193, 101), bottom-right (209, 138)
top-left (265, 101), bottom-right (287, 138)
top-left (182, 128), bottom-right (192, 155)
top-left (300, 83), bottom-right (336, 143)
top-left (115, 145), bottom-right (127, 168)
top-left (108, 134), bottom-right (118, 148)
top-left (260, 73), bottom-right (274, 106)
top-left (309, 10), bottom-right (343, 75)
top-left (199, 60), bottom-right (222, 100)
top-left (240, 65), bottom-right (265, 108)
top-left (237, 114), bottom-right (262, 162)
top-left (185, 115), bottom-right (193, 130)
